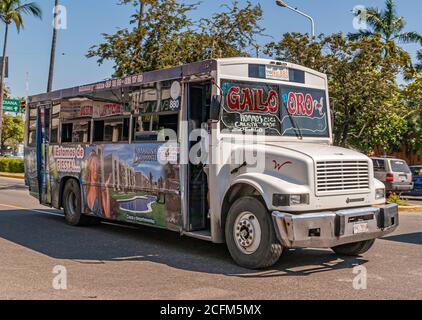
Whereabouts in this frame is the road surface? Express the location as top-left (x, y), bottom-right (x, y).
top-left (0, 177), bottom-right (421, 300)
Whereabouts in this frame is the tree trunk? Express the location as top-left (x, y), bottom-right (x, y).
top-left (0, 23), bottom-right (9, 155)
top-left (138, 0), bottom-right (145, 30)
top-left (340, 109), bottom-right (351, 147)
top-left (47, 0), bottom-right (59, 92)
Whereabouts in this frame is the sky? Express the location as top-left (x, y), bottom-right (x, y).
top-left (2, 0), bottom-right (421, 98)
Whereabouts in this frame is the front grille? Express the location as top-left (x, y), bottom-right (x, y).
top-left (316, 160), bottom-right (370, 194)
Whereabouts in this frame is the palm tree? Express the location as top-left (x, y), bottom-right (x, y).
top-left (47, 0), bottom-right (58, 92)
top-left (348, 0), bottom-right (422, 57)
top-left (0, 0), bottom-right (42, 143)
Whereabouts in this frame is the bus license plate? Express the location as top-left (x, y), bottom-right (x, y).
top-left (353, 222), bottom-right (369, 234)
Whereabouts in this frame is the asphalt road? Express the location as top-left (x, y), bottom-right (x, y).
top-left (0, 177), bottom-right (421, 300)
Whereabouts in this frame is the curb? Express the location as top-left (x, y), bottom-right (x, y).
top-left (0, 173), bottom-right (24, 180)
top-left (399, 206), bottom-right (422, 213)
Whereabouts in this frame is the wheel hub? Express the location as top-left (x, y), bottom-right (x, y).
top-left (233, 212), bottom-right (262, 255)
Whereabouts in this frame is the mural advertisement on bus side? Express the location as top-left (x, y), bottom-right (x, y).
top-left (48, 144), bottom-right (181, 231)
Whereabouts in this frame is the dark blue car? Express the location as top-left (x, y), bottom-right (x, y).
top-left (410, 166), bottom-right (422, 191)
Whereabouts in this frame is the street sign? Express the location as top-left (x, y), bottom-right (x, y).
top-left (2, 99), bottom-right (21, 113)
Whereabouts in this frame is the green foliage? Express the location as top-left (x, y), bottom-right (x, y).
top-left (348, 0), bottom-right (421, 77)
top-left (399, 76), bottom-right (422, 156)
top-left (0, 0), bottom-right (42, 31)
top-left (87, 0), bottom-right (420, 159)
top-left (1, 114), bottom-right (24, 150)
top-left (265, 32), bottom-right (409, 153)
top-left (0, 157), bottom-right (24, 173)
top-left (87, 0), bottom-right (264, 77)
top-left (416, 50), bottom-right (422, 74)
top-left (387, 192), bottom-right (408, 206)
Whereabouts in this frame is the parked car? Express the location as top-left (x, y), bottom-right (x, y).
top-left (410, 165), bottom-right (422, 190)
top-left (371, 157), bottom-right (413, 193)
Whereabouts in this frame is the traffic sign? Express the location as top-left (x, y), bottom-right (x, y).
top-left (2, 99), bottom-right (21, 113)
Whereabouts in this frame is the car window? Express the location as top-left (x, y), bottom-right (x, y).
top-left (411, 167), bottom-right (422, 175)
top-left (390, 160), bottom-right (411, 173)
top-left (372, 159), bottom-right (386, 172)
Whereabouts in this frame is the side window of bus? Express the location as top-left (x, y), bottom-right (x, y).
top-left (133, 114), bottom-right (178, 142)
top-left (130, 81), bottom-right (180, 142)
top-left (61, 123), bottom-right (73, 143)
top-left (50, 103), bottom-right (60, 144)
top-left (27, 104), bottom-right (38, 147)
top-left (73, 121), bottom-right (91, 143)
top-left (93, 118), bottom-right (130, 143)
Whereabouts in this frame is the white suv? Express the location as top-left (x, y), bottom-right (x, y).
top-left (371, 157), bottom-right (413, 193)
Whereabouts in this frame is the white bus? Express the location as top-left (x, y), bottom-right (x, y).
top-left (25, 58), bottom-right (398, 269)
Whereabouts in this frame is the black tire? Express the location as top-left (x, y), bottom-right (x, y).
top-left (332, 239), bottom-right (375, 256)
top-left (225, 196), bottom-right (283, 269)
top-left (62, 179), bottom-right (97, 226)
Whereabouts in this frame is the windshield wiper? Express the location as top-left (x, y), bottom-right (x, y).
top-left (280, 98), bottom-right (303, 140)
top-left (261, 83), bottom-right (303, 140)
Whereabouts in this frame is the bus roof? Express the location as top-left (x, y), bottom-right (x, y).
top-left (29, 58), bottom-right (326, 104)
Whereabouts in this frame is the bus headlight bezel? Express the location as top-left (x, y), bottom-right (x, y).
top-left (273, 194), bottom-right (310, 207)
top-left (375, 188), bottom-right (386, 200)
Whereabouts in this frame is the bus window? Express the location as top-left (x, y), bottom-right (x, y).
top-left (61, 123), bottom-right (73, 143)
top-left (51, 118), bottom-right (59, 144)
top-left (50, 103), bottom-right (60, 144)
top-left (72, 120), bottom-right (91, 143)
top-left (133, 113), bottom-right (178, 142)
top-left (94, 118), bottom-right (130, 143)
top-left (27, 104), bottom-right (38, 147)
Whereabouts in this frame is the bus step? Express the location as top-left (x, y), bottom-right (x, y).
top-left (183, 230), bottom-right (212, 242)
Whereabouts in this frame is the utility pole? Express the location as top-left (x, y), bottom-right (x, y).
top-left (47, 0), bottom-right (59, 92)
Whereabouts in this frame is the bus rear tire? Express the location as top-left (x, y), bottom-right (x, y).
top-left (332, 239), bottom-right (375, 256)
top-left (63, 179), bottom-right (95, 226)
top-left (225, 196), bottom-right (283, 269)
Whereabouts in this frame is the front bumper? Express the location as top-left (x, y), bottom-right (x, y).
top-left (272, 204), bottom-right (398, 248)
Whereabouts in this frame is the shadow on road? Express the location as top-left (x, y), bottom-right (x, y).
top-left (382, 232), bottom-right (422, 246)
top-left (0, 209), bottom-right (367, 277)
top-left (0, 183), bottom-right (28, 191)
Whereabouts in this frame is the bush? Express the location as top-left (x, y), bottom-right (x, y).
top-left (0, 158), bottom-right (24, 173)
top-left (387, 192), bottom-right (408, 206)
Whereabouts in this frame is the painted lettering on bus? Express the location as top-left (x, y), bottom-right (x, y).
top-left (287, 92), bottom-right (324, 116)
top-left (227, 87), bottom-right (279, 114)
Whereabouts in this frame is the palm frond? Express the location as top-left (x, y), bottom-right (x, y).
top-left (10, 11), bottom-right (23, 31)
top-left (384, 0), bottom-right (396, 31)
top-left (15, 2), bottom-right (42, 19)
top-left (347, 30), bottom-right (374, 42)
top-left (391, 16), bottom-right (405, 34)
top-left (396, 31), bottom-right (422, 45)
top-left (361, 9), bottom-right (385, 33)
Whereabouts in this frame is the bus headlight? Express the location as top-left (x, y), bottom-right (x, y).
top-left (273, 194), bottom-right (309, 207)
top-left (375, 188), bottom-right (386, 200)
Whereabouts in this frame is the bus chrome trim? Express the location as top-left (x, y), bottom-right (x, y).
top-left (272, 204), bottom-right (398, 248)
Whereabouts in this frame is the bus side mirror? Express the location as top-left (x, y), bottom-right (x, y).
top-left (210, 95), bottom-right (222, 121)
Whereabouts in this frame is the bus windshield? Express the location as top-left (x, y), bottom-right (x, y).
top-left (221, 79), bottom-right (329, 138)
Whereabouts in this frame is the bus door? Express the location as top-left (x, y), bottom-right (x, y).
top-left (186, 82), bottom-right (211, 232)
top-left (36, 105), bottom-right (52, 205)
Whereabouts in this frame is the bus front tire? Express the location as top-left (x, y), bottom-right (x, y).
top-left (63, 179), bottom-right (95, 226)
top-left (332, 239), bottom-right (375, 256)
top-left (225, 196), bottom-right (283, 269)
